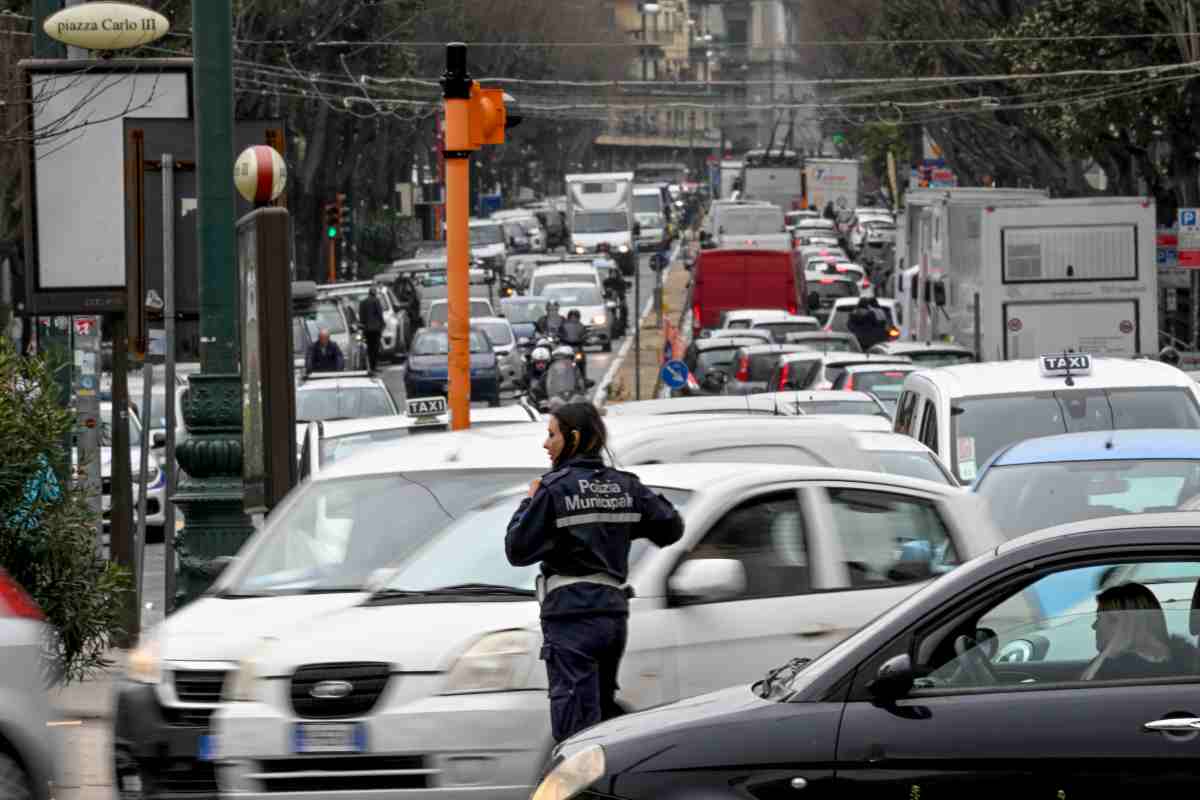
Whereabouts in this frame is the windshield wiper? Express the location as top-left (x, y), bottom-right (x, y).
top-left (212, 590), bottom-right (271, 599)
top-left (755, 657), bottom-right (812, 699)
top-left (370, 583), bottom-right (535, 600)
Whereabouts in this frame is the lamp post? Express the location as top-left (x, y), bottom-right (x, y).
top-left (172, 0), bottom-right (254, 605)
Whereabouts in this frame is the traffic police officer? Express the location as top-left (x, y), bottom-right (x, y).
top-left (506, 402), bottom-right (683, 742)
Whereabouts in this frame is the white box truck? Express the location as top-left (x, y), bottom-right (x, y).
top-left (565, 172), bottom-right (637, 275)
top-left (719, 160), bottom-right (743, 200)
top-left (803, 158), bottom-right (860, 214)
top-left (739, 150), bottom-right (804, 212)
top-left (897, 188), bottom-right (1047, 342)
top-left (977, 197), bottom-right (1159, 360)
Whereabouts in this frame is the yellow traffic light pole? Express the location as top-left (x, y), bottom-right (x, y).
top-left (442, 42), bottom-right (510, 430)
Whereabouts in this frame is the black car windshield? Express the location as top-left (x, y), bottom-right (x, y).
top-left (501, 301), bottom-right (546, 324)
top-left (222, 470), bottom-right (540, 596)
top-left (544, 285), bottom-right (603, 305)
top-left (380, 488), bottom-right (691, 594)
top-left (296, 387), bottom-right (395, 421)
top-left (412, 329), bottom-right (491, 355)
top-left (470, 225), bottom-right (504, 246)
top-left (975, 459), bottom-right (1200, 539)
top-left (907, 351), bottom-right (975, 367)
top-left (952, 388), bottom-right (1200, 483)
top-left (574, 212), bottom-right (629, 234)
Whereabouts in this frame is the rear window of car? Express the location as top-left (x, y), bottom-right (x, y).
top-left (756, 321), bottom-right (818, 341)
top-left (696, 348), bottom-right (739, 377)
top-left (809, 281), bottom-right (859, 304)
top-left (847, 370), bottom-right (911, 401)
top-left (828, 305), bottom-right (896, 332)
top-left (749, 352), bottom-right (786, 381)
top-left (296, 387), bottom-right (395, 422)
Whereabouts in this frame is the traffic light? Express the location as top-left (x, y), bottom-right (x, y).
top-left (323, 203), bottom-right (338, 239)
top-left (468, 85), bottom-right (507, 147)
top-left (336, 193), bottom-right (350, 239)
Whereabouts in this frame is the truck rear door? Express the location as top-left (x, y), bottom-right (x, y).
top-left (695, 252), bottom-right (746, 330)
top-left (1004, 299), bottom-right (1139, 359)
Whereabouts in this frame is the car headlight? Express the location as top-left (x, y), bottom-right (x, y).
top-left (443, 630), bottom-right (538, 694)
top-left (574, 245), bottom-right (586, 255)
top-left (223, 637), bottom-right (277, 702)
top-left (618, 244), bottom-right (630, 254)
top-left (531, 745), bottom-right (606, 800)
top-left (592, 314), bottom-right (607, 326)
top-left (127, 631), bottom-right (162, 684)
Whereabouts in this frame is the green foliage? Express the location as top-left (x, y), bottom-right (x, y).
top-left (0, 340), bottom-right (131, 685)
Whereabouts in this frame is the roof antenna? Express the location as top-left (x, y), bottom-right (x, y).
top-left (1062, 346), bottom-right (1075, 387)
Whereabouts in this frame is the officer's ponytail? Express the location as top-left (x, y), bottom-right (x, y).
top-left (550, 402), bottom-right (608, 468)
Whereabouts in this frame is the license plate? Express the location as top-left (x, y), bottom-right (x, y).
top-left (293, 722), bottom-right (366, 754)
top-left (197, 734), bottom-right (217, 761)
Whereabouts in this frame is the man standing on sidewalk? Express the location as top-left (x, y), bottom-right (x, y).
top-left (359, 286), bottom-right (386, 373)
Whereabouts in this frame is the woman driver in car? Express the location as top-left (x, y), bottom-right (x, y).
top-left (1083, 582), bottom-right (1196, 681)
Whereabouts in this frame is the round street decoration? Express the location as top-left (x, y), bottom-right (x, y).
top-left (234, 145), bottom-right (288, 205)
top-left (44, 2), bottom-right (170, 51)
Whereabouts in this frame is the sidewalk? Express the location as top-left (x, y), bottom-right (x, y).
top-left (50, 542), bottom-right (167, 720)
top-left (604, 250), bottom-right (693, 404)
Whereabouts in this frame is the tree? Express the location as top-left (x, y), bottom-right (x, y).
top-left (0, 339), bottom-right (130, 684)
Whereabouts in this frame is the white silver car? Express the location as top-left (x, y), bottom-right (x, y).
top-left (100, 401), bottom-right (166, 533)
top-left (211, 463), bottom-right (1000, 799)
top-left (472, 316), bottom-right (525, 388)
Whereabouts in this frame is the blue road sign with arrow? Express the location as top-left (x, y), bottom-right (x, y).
top-left (660, 359), bottom-right (689, 390)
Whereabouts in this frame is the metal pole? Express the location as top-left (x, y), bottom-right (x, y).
top-left (136, 362), bottom-right (152, 615)
top-left (162, 154), bottom-right (178, 614)
top-left (443, 43), bottom-right (474, 430)
top-left (973, 292), bottom-right (982, 362)
top-left (110, 314), bottom-right (137, 645)
top-left (31, 0), bottom-right (64, 59)
top-left (634, 262), bottom-right (642, 400)
top-left (1192, 271), bottom-right (1199, 351)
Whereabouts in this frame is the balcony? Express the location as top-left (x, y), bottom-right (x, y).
top-left (595, 117), bottom-right (721, 149)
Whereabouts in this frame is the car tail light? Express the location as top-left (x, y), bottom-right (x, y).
top-left (735, 355), bottom-right (751, 382)
top-left (819, 278), bottom-right (835, 284)
top-left (0, 570), bottom-right (42, 621)
top-left (693, 302), bottom-right (702, 336)
top-left (862, 276), bottom-right (871, 289)
top-left (778, 362), bottom-right (790, 388)
top-left (787, 297), bottom-right (798, 315)
top-left (888, 327), bottom-right (901, 339)
top-left (842, 374), bottom-right (855, 390)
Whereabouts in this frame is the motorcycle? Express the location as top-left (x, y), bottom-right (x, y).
top-left (533, 347), bottom-right (594, 412)
top-left (604, 289), bottom-right (628, 337)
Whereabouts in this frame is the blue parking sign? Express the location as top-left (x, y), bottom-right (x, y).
top-left (1181, 209), bottom-right (1198, 228)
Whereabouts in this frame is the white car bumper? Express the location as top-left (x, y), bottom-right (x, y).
top-left (214, 686), bottom-right (552, 800)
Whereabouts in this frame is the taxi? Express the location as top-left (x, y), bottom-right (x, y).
top-left (893, 354), bottom-right (1200, 484)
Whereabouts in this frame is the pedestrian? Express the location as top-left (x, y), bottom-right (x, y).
top-left (306, 328), bottom-right (345, 373)
top-left (847, 297), bottom-right (888, 351)
top-left (359, 286), bottom-right (386, 372)
top-left (823, 201), bottom-right (836, 221)
top-left (505, 403), bottom-right (683, 742)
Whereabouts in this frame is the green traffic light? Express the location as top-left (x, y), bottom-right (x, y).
top-left (327, 226), bottom-right (338, 238)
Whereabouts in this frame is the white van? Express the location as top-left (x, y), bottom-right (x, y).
top-left (893, 355), bottom-right (1200, 484)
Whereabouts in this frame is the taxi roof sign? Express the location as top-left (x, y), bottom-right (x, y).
top-left (407, 396), bottom-right (448, 418)
top-left (1040, 353), bottom-right (1092, 377)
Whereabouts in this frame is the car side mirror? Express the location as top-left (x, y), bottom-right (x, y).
top-left (867, 653), bottom-right (915, 699)
top-left (152, 431), bottom-right (167, 448)
top-left (669, 558), bottom-right (746, 602)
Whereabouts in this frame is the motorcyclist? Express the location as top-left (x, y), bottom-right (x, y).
top-left (527, 345), bottom-right (552, 404)
top-left (559, 309), bottom-right (588, 377)
top-left (603, 271), bottom-right (629, 335)
top-left (536, 300), bottom-right (564, 337)
top-left (541, 345), bottom-right (588, 408)
top-left (847, 297), bottom-right (889, 351)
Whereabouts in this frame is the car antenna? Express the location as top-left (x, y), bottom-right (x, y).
top-left (1063, 346), bottom-right (1075, 387)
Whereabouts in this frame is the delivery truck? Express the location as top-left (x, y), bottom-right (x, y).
top-left (739, 149), bottom-right (804, 212)
top-left (802, 158), bottom-right (860, 214)
top-left (565, 172), bottom-right (637, 275)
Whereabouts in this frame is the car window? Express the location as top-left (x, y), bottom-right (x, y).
top-left (501, 301), bottom-right (546, 324)
top-left (919, 402), bottom-right (939, 455)
top-left (296, 387), bottom-right (395, 422)
top-left (756, 321), bottom-right (818, 342)
top-left (909, 352), bottom-right (975, 367)
top-left (974, 459), bottom-right (1200, 539)
top-left (749, 352), bottom-right (788, 382)
top-left (543, 285), bottom-right (602, 306)
top-left (695, 348), bottom-right (739, 378)
top-left (873, 450), bottom-right (954, 485)
top-left (411, 329), bottom-right (491, 355)
top-left (894, 391), bottom-right (920, 435)
top-left (470, 225), bottom-right (504, 246)
top-left (952, 389), bottom-right (1200, 484)
top-left (919, 561), bottom-right (1200, 690)
top-left (825, 488), bottom-right (958, 588)
top-left (786, 335), bottom-right (862, 353)
top-left (675, 491), bottom-right (810, 602)
top-left (849, 370), bottom-right (912, 404)
top-left (319, 428), bottom-right (417, 467)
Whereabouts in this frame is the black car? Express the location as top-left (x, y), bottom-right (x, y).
top-left (678, 335), bottom-right (768, 396)
top-left (539, 516), bottom-right (1200, 798)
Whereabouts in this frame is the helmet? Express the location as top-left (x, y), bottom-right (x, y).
top-left (531, 346), bottom-right (551, 362)
top-left (567, 309), bottom-right (582, 320)
top-left (552, 345), bottom-right (575, 360)
top-left (546, 300), bottom-right (560, 313)
top-left (1160, 346), bottom-right (1182, 367)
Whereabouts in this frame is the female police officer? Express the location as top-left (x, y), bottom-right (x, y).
top-left (506, 402), bottom-right (683, 742)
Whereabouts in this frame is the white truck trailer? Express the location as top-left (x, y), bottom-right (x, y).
top-left (565, 172), bottom-right (637, 275)
top-left (802, 157), bottom-right (860, 214)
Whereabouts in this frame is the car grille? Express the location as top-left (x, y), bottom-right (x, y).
top-left (290, 663), bottom-right (390, 719)
top-left (252, 755), bottom-right (429, 793)
top-left (156, 759), bottom-right (218, 795)
top-left (161, 706), bottom-right (215, 727)
top-left (173, 669), bottom-right (227, 704)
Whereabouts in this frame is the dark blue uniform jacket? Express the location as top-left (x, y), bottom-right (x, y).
top-left (506, 455), bottom-right (684, 618)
